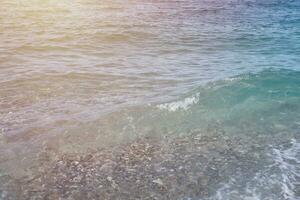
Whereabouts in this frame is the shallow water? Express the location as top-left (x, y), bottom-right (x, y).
top-left (1, 0), bottom-right (300, 199)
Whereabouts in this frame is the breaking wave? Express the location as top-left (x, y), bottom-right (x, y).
top-left (157, 92), bottom-right (200, 112)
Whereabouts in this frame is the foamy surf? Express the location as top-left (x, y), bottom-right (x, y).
top-left (209, 138), bottom-right (300, 200)
top-left (157, 93), bottom-right (201, 112)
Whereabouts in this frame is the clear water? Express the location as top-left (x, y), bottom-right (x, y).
top-left (1, 0), bottom-right (300, 199)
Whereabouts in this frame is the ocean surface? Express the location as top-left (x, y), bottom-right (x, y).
top-left (1, 0), bottom-right (300, 199)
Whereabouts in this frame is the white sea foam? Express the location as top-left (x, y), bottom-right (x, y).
top-left (157, 93), bottom-right (200, 112)
top-left (210, 139), bottom-right (300, 200)
top-left (271, 139), bottom-right (300, 200)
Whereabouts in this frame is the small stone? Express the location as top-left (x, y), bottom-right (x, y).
top-left (107, 176), bottom-right (113, 182)
top-left (153, 178), bottom-right (164, 186)
top-left (111, 182), bottom-right (118, 189)
top-left (73, 161), bottom-right (79, 165)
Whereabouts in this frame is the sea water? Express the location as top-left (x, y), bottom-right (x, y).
top-left (0, 0), bottom-right (300, 199)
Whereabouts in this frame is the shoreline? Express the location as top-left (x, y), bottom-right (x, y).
top-left (0, 129), bottom-right (269, 199)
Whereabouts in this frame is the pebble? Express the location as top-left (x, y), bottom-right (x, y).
top-left (152, 178), bottom-right (164, 186)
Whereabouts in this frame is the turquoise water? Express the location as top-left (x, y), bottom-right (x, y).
top-left (156, 69), bottom-right (300, 134)
top-left (1, 0), bottom-right (300, 199)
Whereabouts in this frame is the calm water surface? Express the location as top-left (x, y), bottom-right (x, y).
top-left (1, 0), bottom-right (300, 199)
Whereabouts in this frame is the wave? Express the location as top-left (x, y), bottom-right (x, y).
top-left (67, 69), bottom-right (300, 150)
top-left (62, 69), bottom-right (300, 148)
top-left (152, 69), bottom-right (300, 135)
top-left (5, 69), bottom-right (298, 145)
